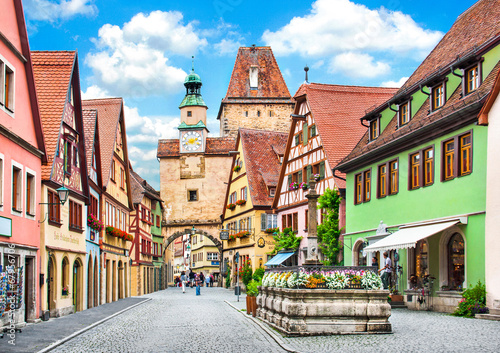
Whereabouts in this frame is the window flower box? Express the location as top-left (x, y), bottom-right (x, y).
top-left (236, 199), bottom-right (246, 206)
top-left (313, 173), bottom-right (320, 181)
top-left (105, 226), bottom-right (134, 242)
top-left (265, 227), bottom-right (279, 234)
top-left (235, 230), bottom-right (250, 238)
top-left (87, 214), bottom-right (104, 232)
top-left (299, 182), bottom-right (309, 190)
top-left (228, 234), bottom-right (236, 241)
top-left (226, 203), bottom-right (236, 210)
top-left (289, 182), bottom-right (299, 190)
top-left (233, 165), bottom-right (241, 172)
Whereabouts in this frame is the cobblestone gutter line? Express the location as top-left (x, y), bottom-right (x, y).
top-left (225, 300), bottom-right (301, 353)
top-left (37, 298), bottom-right (152, 353)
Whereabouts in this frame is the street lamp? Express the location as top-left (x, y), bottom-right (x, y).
top-left (38, 185), bottom-right (70, 223)
top-left (190, 225), bottom-right (196, 235)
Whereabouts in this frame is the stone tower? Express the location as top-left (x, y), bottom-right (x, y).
top-left (217, 46), bottom-right (294, 138)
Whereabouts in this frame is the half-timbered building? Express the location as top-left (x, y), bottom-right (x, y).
top-left (273, 83), bottom-right (396, 265)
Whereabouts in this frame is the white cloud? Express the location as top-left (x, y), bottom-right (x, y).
top-left (214, 38), bottom-right (244, 56)
top-left (86, 11), bottom-right (208, 97)
top-left (330, 52), bottom-right (390, 78)
top-left (381, 76), bottom-right (409, 88)
top-left (81, 85), bottom-right (109, 99)
top-left (262, 0), bottom-right (442, 58)
top-left (24, 0), bottom-right (97, 22)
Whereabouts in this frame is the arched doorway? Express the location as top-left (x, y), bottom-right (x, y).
top-left (94, 257), bottom-right (99, 307)
top-left (87, 257), bottom-right (93, 309)
top-left (106, 259), bottom-right (111, 303)
top-left (118, 260), bottom-right (124, 299)
top-left (73, 258), bottom-right (83, 312)
top-left (112, 261), bottom-right (117, 301)
top-left (47, 255), bottom-right (57, 314)
top-left (448, 233), bottom-right (465, 290)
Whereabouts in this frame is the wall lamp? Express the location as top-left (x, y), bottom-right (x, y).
top-left (38, 186), bottom-right (70, 223)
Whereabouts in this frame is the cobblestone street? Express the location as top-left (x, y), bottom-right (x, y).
top-left (41, 287), bottom-right (500, 353)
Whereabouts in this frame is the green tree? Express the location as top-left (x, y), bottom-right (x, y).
top-left (317, 188), bottom-right (343, 265)
top-left (269, 227), bottom-right (302, 255)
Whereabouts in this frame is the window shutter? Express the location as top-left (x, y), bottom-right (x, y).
top-left (311, 125), bottom-right (316, 137)
top-left (298, 170), bottom-right (302, 183)
top-left (295, 135), bottom-right (299, 146)
top-left (307, 165), bottom-right (312, 183)
top-left (261, 213), bottom-right (266, 230)
top-left (320, 161), bottom-right (325, 179)
top-left (287, 174), bottom-right (292, 187)
top-left (303, 123), bottom-right (308, 145)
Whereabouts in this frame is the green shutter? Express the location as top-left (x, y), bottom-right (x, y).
top-left (307, 165), bottom-right (312, 183)
top-left (311, 125), bottom-right (316, 137)
top-left (288, 174), bottom-right (292, 187)
top-left (261, 214), bottom-right (266, 230)
top-left (298, 170), bottom-right (302, 183)
top-left (303, 122), bottom-right (308, 145)
top-left (295, 135), bottom-right (299, 146)
top-left (320, 161), bottom-right (325, 179)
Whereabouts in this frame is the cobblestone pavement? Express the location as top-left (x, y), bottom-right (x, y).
top-left (50, 287), bottom-right (285, 353)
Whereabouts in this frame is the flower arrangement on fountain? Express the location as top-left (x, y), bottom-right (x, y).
top-left (261, 269), bottom-right (383, 290)
top-left (106, 226), bottom-right (134, 242)
top-left (235, 199), bottom-right (246, 205)
top-left (87, 214), bottom-right (104, 232)
top-left (289, 181), bottom-right (299, 190)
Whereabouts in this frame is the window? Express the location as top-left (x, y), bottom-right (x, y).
top-left (0, 60), bottom-right (15, 112)
top-left (399, 101), bottom-right (410, 126)
top-left (465, 65), bottom-right (480, 94)
top-left (364, 170), bottom-right (371, 201)
top-left (261, 214), bottom-right (276, 230)
top-left (294, 132), bottom-right (303, 146)
top-left (89, 195), bottom-right (99, 219)
top-left (269, 187), bottom-right (276, 197)
top-left (111, 160), bottom-right (116, 182)
top-left (269, 111), bottom-right (273, 117)
top-left (63, 140), bottom-right (71, 174)
top-left (156, 215), bottom-right (160, 227)
top-left (309, 124), bottom-right (316, 138)
top-left (26, 173), bottom-right (35, 215)
top-left (229, 191), bottom-right (237, 204)
top-left (120, 168), bottom-right (125, 189)
top-left (408, 147), bottom-right (434, 190)
top-left (355, 173), bottom-right (363, 204)
top-left (389, 160), bottom-right (398, 194)
top-left (0, 156), bottom-right (3, 207)
top-left (442, 131), bottom-right (472, 181)
top-left (62, 257), bottom-right (69, 292)
top-left (447, 233), bottom-right (465, 290)
top-left (240, 186), bottom-right (247, 201)
top-left (245, 111), bottom-right (248, 117)
top-left (409, 153), bottom-right (420, 190)
top-left (424, 148), bottom-right (434, 186)
top-left (69, 200), bottom-right (82, 231)
top-left (187, 111), bottom-right (192, 117)
top-left (12, 166), bottom-right (21, 211)
top-left (257, 110), bottom-right (261, 117)
top-left (354, 169), bottom-right (372, 204)
top-left (378, 164), bottom-right (387, 198)
top-left (207, 253), bottom-right (219, 261)
top-left (48, 190), bottom-right (61, 224)
top-left (369, 118), bottom-right (379, 141)
top-left (304, 209), bottom-right (308, 230)
top-left (292, 212), bottom-right (298, 232)
top-left (432, 82), bottom-right (445, 111)
top-left (188, 190), bottom-right (198, 202)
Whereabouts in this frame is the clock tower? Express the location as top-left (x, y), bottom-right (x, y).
top-left (179, 61), bottom-right (208, 154)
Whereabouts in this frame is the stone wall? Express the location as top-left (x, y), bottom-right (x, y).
top-left (220, 102), bottom-right (293, 138)
top-left (257, 287), bottom-right (391, 336)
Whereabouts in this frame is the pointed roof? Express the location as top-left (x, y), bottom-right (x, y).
top-left (222, 46), bottom-right (291, 102)
top-left (31, 51), bottom-right (76, 180)
top-left (293, 83), bottom-right (397, 187)
top-left (82, 109), bottom-right (97, 171)
top-left (82, 98), bottom-right (124, 187)
top-left (239, 128), bottom-right (288, 207)
top-left (130, 170), bottom-right (162, 205)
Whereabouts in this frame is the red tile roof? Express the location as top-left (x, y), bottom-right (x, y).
top-left (31, 51), bottom-right (76, 179)
top-left (130, 170), bottom-right (162, 205)
top-left (397, 0), bottom-right (500, 97)
top-left (157, 137), bottom-right (235, 157)
top-left (222, 46), bottom-right (291, 103)
top-left (239, 128), bottom-right (288, 207)
top-left (295, 83), bottom-right (397, 187)
top-left (82, 98), bottom-right (123, 187)
top-left (82, 109), bottom-right (97, 176)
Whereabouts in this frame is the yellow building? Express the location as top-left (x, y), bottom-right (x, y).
top-left (221, 129), bottom-right (288, 285)
top-left (190, 233), bottom-right (220, 279)
top-left (33, 51), bottom-right (90, 317)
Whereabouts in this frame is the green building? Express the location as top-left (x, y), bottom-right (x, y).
top-left (151, 198), bottom-right (165, 291)
top-left (336, 0), bottom-right (500, 313)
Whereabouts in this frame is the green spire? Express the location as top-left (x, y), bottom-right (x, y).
top-left (179, 56), bottom-right (207, 108)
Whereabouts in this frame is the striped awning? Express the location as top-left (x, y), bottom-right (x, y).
top-left (264, 252), bottom-right (295, 266)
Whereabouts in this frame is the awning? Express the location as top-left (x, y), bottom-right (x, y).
top-left (264, 252), bottom-right (295, 266)
top-left (363, 220), bottom-right (459, 253)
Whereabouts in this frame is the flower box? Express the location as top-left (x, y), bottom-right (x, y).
top-left (300, 182), bottom-right (309, 190)
top-left (236, 199), bottom-right (246, 205)
top-left (62, 287), bottom-right (69, 296)
top-left (226, 203), bottom-right (236, 210)
top-left (313, 173), bottom-right (320, 181)
top-left (235, 230), bottom-right (250, 238)
top-left (289, 182), bottom-right (299, 190)
top-left (265, 227), bottom-right (279, 234)
top-left (87, 214), bottom-right (104, 232)
top-left (105, 226), bottom-right (134, 242)
top-left (233, 165), bottom-right (241, 172)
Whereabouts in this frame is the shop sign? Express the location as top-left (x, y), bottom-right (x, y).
top-left (101, 242), bottom-right (127, 256)
top-left (211, 261), bottom-right (220, 266)
top-left (220, 231), bottom-right (229, 240)
top-left (0, 216), bottom-right (12, 237)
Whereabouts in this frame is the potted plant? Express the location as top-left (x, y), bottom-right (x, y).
top-left (246, 280), bottom-right (259, 317)
top-left (313, 173), bottom-right (320, 181)
top-left (62, 286), bottom-right (69, 296)
top-left (300, 182), bottom-right (309, 190)
top-left (289, 181), bottom-right (299, 190)
top-left (390, 288), bottom-right (404, 302)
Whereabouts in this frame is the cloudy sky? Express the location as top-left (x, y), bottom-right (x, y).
top-left (24, 0), bottom-right (476, 188)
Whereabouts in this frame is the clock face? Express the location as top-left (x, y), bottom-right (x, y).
top-left (181, 131), bottom-right (203, 152)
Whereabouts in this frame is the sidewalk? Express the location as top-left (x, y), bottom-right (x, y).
top-left (1, 297), bottom-right (149, 353)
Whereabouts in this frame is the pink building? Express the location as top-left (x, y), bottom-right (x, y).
top-left (0, 0), bottom-right (46, 329)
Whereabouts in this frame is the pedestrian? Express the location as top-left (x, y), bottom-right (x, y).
top-left (180, 271), bottom-right (187, 293)
top-left (210, 274), bottom-right (214, 287)
top-left (378, 252), bottom-right (392, 289)
top-left (195, 274), bottom-right (201, 296)
top-left (372, 256), bottom-right (379, 268)
top-left (199, 272), bottom-right (205, 287)
top-left (189, 270), bottom-right (195, 287)
top-left (205, 273), bottom-right (211, 287)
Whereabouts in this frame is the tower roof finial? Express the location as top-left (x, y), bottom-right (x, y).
top-left (191, 56), bottom-right (195, 72)
top-left (304, 65), bottom-right (309, 84)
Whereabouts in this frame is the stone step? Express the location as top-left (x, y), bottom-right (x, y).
top-left (475, 313), bottom-right (500, 321)
top-left (489, 308), bottom-right (500, 315)
top-left (390, 301), bottom-right (407, 309)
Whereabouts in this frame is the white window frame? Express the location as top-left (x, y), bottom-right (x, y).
top-left (0, 153), bottom-right (4, 211)
top-left (11, 160), bottom-right (23, 216)
top-left (0, 54), bottom-right (15, 116)
top-left (25, 167), bottom-right (36, 219)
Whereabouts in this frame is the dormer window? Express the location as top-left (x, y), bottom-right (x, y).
top-left (465, 65), bottom-right (480, 95)
top-left (398, 101), bottom-right (410, 126)
top-left (249, 66), bottom-right (258, 89)
top-left (431, 82), bottom-right (446, 111)
top-left (369, 118), bottom-right (379, 141)
top-left (269, 187), bottom-right (276, 197)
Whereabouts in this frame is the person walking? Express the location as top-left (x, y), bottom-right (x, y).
top-left (180, 271), bottom-right (187, 293)
top-left (199, 272), bottom-right (205, 287)
top-left (210, 274), bottom-right (214, 287)
top-left (205, 273), bottom-right (211, 288)
top-left (195, 274), bottom-right (201, 296)
top-left (378, 252), bottom-right (392, 289)
top-left (189, 270), bottom-right (195, 288)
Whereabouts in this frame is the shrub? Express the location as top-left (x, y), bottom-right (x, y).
top-left (246, 280), bottom-right (259, 297)
top-left (240, 260), bottom-right (253, 286)
top-left (252, 267), bottom-right (265, 282)
top-left (453, 281), bottom-right (488, 317)
top-left (225, 268), bottom-right (231, 289)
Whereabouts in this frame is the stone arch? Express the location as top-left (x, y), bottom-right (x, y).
top-left (164, 230), bottom-right (223, 253)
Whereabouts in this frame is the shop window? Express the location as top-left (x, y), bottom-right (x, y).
top-left (26, 172), bottom-right (35, 215)
top-left (447, 233), bottom-right (465, 290)
top-left (353, 241), bottom-right (366, 266)
top-left (409, 240), bottom-right (429, 289)
top-left (48, 189), bottom-right (61, 224)
top-left (12, 166), bottom-right (21, 211)
top-left (62, 257), bottom-right (69, 293)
